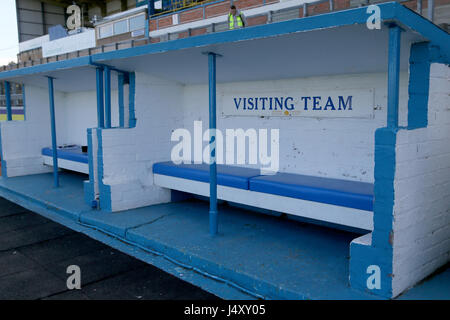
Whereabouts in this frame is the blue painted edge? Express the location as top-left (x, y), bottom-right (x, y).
top-left (47, 76), bottom-right (59, 188)
top-left (350, 127), bottom-right (397, 298)
top-left (407, 42), bottom-right (431, 129)
top-left (84, 128), bottom-right (95, 205)
top-left (97, 128), bottom-right (112, 211)
top-left (208, 52), bottom-right (218, 236)
top-left (96, 67), bottom-right (105, 128)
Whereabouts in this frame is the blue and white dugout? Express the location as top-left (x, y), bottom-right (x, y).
top-left (0, 2), bottom-right (448, 299)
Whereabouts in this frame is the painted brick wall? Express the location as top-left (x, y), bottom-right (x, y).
top-left (392, 63), bottom-right (450, 296)
top-left (57, 90), bottom-right (119, 146)
top-left (99, 72), bottom-right (184, 211)
top-left (181, 72), bottom-right (410, 182)
top-left (0, 85), bottom-right (58, 177)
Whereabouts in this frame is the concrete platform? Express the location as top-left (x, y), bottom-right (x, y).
top-left (0, 172), bottom-right (448, 299)
top-left (0, 196), bottom-right (215, 300)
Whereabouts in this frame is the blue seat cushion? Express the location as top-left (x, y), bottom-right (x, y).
top-left (42, 146), bottom-right (89, 164)
top-left (249, 173), bottom-right (374, 211)
top-left (153, 162), bottom-right (261, 190)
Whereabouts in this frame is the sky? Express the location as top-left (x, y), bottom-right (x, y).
top-left (0, 0), bottom-right (19, 66)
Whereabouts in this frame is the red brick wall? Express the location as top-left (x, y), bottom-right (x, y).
top-left (246, 14), bottom-right (268, 27)
top-left (191, 27), bottom-right (208, 36)
top-left (233, 0), bottom-right (264, 10)
top-left (158, 16), bottom-right (173, 29)
top-left (179, 7), bottom-right (204, 23)
top-left (205, 2), bottom-right (230, 18)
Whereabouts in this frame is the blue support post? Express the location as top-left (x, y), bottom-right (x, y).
top-left (104, 66), bottom-right (111, 128)
top-left (5, 81), bottom-right (12, 121)
top-left (96, 67), bottom-right (105, 128)
top-left (47, 77), bottom-right (59, 188)
top-left (387, 25), bottom-right (402, 128)
top-left (208, 52), bottom-right (218, 236)
top-left (118, 73), bottom-right (125, 128)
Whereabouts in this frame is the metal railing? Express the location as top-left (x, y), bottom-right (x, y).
top-left (152, 0), bottom-right (218, 17)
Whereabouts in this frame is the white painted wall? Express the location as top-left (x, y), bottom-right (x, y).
top-left (42, 29), bottom-right (96, 58)
top-left (0, 84), bottom-right (121, 178)
top-left (100, 72), bottom-right (184, 211)
top-left (392, 63), bottom-right (450, 297)
top-left (182, 72), bottom-right (409, 183)
top-left (56, 90), bottom-right (120, 146)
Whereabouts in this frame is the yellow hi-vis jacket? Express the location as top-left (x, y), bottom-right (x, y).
top-left (228, 13), bottom-right (244, 29)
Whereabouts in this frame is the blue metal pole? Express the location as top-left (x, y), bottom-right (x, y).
top-left (208, 52), bottom-right (218, 236)
top-left (104, 66), bottom-right (112, 129)
top-left (96, 67), bottom-right (105, 128)
top-left (387, 25), bottom-right (402, 128)
top-left (118, 73), bottom-right (125, 128)
top-left (5, 81), bottom-right (12, 121)
top-left (47, 77), bottom-right (59, 188)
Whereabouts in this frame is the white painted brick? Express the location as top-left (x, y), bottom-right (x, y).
top-left (392, 63), bottom-right (450, 297)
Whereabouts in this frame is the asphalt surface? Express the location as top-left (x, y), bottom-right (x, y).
top-left (0, 197), bottom-right (217, 300)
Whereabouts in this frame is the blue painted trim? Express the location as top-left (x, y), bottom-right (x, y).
top-left (128, 72), bottom-right (136, 128)
top-left (104, 66), bottom-right (112, 129)
top-left (407, 42), bottom-right (431, 129)
top-left (84, 128), bottom-right (95, 205)
top-left (393, 4), bottom-right (450, 63)
top-left (22, 84), bottom-right (26, 121)
top-left (47, 77), bottom-right (59, 188)
top-left (145, 18), bottom-right (150, 38)
top-left (0, 127), bottom-right (7, 178)
top-left (118, 73), bottom-right (125, 128)
top-left (0, 4), bottom-right (447, 83)
top-left (5, 81), bottom-right (12, 121)
top-left (387, 25), bottom-right (402, 128)
top-left (208, 53), bottom-right (218, 236)
top-left (349, 127), bottom-right (397, 298)
top-left (96, 128), bottom-right (112, 211)
top-left (96, 67), bottom-right (105, 128)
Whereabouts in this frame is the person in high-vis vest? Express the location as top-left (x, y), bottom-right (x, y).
top-left (228, 5), bottom-right (246, 30)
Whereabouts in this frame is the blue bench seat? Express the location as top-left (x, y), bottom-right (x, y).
top-left (249, 173), bottom-right (373, 211)
top-left (42, 146), bottom-right (89, 164)
top-left (153, 161), bottom-right (261, 190)
top-left (153, 162), bottom-right (374, 211)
